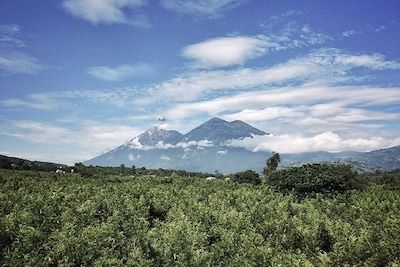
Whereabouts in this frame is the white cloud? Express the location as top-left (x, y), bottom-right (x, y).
top-left (127, 138), bottom-right (214, 150)
top-left (334, 53), bottom-right (400, 70)
top-left (0, 98), bottom-right (52, 110)
top-left (62, 0), bottom-right (149, 26)
top-left (0, 25), bottom-right (43, 75)
top-left (0, 120), bottom-right (143, 159)
top-left (164, 85), bottom-right (400, 120)
top-left (222, 107), bottom-right (304, 122)
top-left (160, 0), bottom-right (245, 17)
top-left (217, 150), bottom-right (227, 154)
top-left (181, 28), bottom-right (330, 68)
top-left (0, 52), bottom-right (44, 74)
top-left (221, 104), bottom-right (400, 125)
top-left (227, 132), bottom-right (400, 153)
top-left (87, 63), bottom-right (152, 81)
top-left (160, 155), bottom-right (171, 161)
top-left (260, 20), bottom-right (331, 49)
top-left (0, 24), bottom-right (25, 47)
top-left (0, 24), bottom-right (21, 34)
top-left (17, 86), bottom-right (150, 109)
top-left (182, 36), bottom-right (269, 67)
top-left (141, 48), bottom-right (400, 103)
top-left (342, 30), bottom-right (357, 37)
top-left (0, 94), bottom-right (57, 110)
top-left (150, 59), bottom-right (315, 102)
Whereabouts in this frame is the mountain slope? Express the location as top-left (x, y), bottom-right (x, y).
top-left (183, 117), bottom-right (267, 144)
top-left (128, 126), bottom-right (183, 147)
top-left (353, 145), bottom-right (400, 170)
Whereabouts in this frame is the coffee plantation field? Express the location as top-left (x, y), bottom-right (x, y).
top-left (1, 168), bottom-right (400, 266)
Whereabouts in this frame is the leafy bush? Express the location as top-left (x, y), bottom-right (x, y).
top-left (231, 170), bottom-right (261, 185)
top-left (265, 163), bottom-right (359, 195)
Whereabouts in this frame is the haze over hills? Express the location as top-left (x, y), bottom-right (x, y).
top-left (352, 146), bottom-right (400, 171)
top-left (84, 118), bottom-right (400, 173)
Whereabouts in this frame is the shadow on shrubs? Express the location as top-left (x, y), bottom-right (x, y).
top-left (231, 170), bottom-right (261, 185)
top-left (265, 163), bottom-right (364, 196)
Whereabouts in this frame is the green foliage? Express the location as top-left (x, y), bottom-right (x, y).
top-left (263, 151), bottom-right (281, 176)
top-left (363, 169), bottom-right (400, 189)
top-left (231, 170), bottom-right (261, 185)
top-left (265, 163), bottom-right (360, 195)
top-left (0, 168), bottom-right (400, 266)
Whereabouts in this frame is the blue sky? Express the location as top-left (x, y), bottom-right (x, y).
top-left (0, 0), bottom-right (399, 164)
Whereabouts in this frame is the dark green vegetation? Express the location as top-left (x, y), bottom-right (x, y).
top-left (266, 164), bottom-right (362, 196)
top-left (231, 170), bottom-right (261, 185)
top-left (0, 155), bottom-right (69, 172)
top-left (263, 151), bottom-right (281, 176)
top-left (1, 167), bottom-right (400, 266)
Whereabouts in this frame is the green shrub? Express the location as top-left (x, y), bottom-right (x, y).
top-left (231, 170), bottom-right (261, 185)
top-left (265, 163), bottom-right (359, 195)
top-left (364, 169), bottom-right (400, 189)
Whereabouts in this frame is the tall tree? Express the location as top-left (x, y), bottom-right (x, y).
top-left (263, 151), bottom-right (280, 175)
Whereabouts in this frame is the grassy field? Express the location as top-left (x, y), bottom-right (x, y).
top-left (1, 168), bottom-right (400, 266)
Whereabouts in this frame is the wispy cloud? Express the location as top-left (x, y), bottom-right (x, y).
top-left (0, 52), bottom-right (44, 74)
top-left (0, 120), bottom-right (143, 161)
top-left (163, 85), bottom-right (400, 120)
top-left (142, 48), bottom-right (400, 102)
top-left (333, 52), bottom-right (400, 70)
top-left (160, 0), bottom-right (246, 17)
top-left (342, 30), bottom-right (357, 37)
top-left (87, 63), bottom-right (153, 81)
top-left (0, 99), bottom-right (52, 110)
top-left (0, 24), bottom-right (21, 34)
top-left (375, 25), bottom-right (387, 32)
top-left (62, 0), bottom-right (150, 26)
top-left (0, 24), bottom-right (25, 47)
top-left (261, 13), bottom-right (331, 48)
top-left (0, 86), bottom-right (148, 111)
top-left (0, 24), bottom-right (44, 74)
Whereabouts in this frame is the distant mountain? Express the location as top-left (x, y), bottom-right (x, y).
top-left (281, 151), bottom-right (364, 166)
top-left (130, 126), bottom-right (183, 147)
top-left (183, 117), bottom-right (267, 144)
top-left (84, 118), bottom-right (400, 173)
top-left (85, 118), bottom-right (268, 173)
top-left (352, 145), bottom-right (400, 170)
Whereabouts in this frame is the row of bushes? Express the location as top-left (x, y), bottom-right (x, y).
top-left (231, 163), bottom-right (380, 196)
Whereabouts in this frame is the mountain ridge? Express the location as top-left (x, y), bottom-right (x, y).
top-left (84, 118), bottom-right (400, 173)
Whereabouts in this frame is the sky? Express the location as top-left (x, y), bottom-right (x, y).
top-left (0, 0), bottom-right (399, 164)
